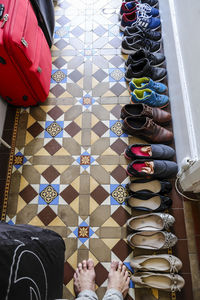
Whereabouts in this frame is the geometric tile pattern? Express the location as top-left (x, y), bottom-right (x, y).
top-left (3, 1), bottom-right (184, 300)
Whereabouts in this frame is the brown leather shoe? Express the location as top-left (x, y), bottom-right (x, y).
top-left (121, 104), bottom-right (171, 124)
top-left (122, 116), bottom-right (173, 143)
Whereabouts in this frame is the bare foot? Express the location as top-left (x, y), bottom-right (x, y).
top-left (74, 259), bottom-right (96, 296)
top-left (107, 261), bottom-right (130, 298)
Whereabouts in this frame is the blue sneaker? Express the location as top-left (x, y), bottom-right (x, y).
top-left (129, 77), bottom-right (167, 93)
top-left (131, 88), bottom-right (169, 108)
top-left (120, 2), bottom-right (159, 18)
top-left (120, 10), bottom-right (161, 31)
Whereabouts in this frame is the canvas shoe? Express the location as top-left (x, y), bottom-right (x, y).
top-left (124, 144), bottom-right (175, 160)
top-left (123, 0), bottom-right (159, 8)
top-left (121, 35), bottom-right (160, 54)
top-left (125, 49), bottom-right (165, 68)
top-left (125, 58), bottom-right (167, 82)
top-left (129, 77), bottom-right (167, 93)
top-left (130, 89), bottom-right (169, 108)
top-left (120, 2), bottom-right (159, 18)
top-left (120, 10), bottom-right (161, 31)
top-left (124, 24), bottom-right (161, 41)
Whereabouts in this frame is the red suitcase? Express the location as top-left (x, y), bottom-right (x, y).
top-left (0, 0), bottom-right (52, 107)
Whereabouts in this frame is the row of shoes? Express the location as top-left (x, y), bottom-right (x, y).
top-left (118, 0), bottom-right (185, 293)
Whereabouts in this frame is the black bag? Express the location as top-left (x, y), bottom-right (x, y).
top-left (29, 0), bottom-right (55, 47)
top-left (0, 222), bottom-right (65, 300)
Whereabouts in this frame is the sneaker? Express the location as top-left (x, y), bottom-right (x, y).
top-left (120, 2), bottom-right (159, 18)
top-left (125, 49), bottom-right (165, 67)
top-left (120, 10), bottom-right (161, 31)
top-left (130, 89), bottom-right (169, 108)
top-left (129, 77), bottom-right (167, 93)
top-left (124, 0), bottom-right (159, 9)
top-left (125, 58), bottom-right (167, 82)
top-left (124, 24), bottom-right (161, 41)
top-left (121, 35), bottom-right (160, 54)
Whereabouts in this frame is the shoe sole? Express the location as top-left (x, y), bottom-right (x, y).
top-left (125, 59), bottom-right (165, 69)
top-left (120, 23), bottom-right (161, 32)
top-left (124, 151), bottom-right (132, 160)
top-left (125, 73), bottom-right (167, 82)
top-left (121, 44), bottom-right (161, 55)
top-left (130, 98), bottom-right (169, 109)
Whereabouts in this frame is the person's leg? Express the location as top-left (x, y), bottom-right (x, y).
top-left (74, 259), bottom-right (98, 300)
top-left (102, 261), bottom-right (130, 300)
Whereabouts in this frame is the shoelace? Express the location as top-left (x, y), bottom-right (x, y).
top-left (137, 3), bottom-right (152, 14)
top-left (139, 38), bottom-right (153, 51)
top-left (136, 10), bottom-right (152, 28)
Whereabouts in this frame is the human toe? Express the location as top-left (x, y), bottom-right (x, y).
top-left (87, 259), bottom-right (94, 270)
top-left (82, 260), bottom-right (87, 270)
top-left (110, 261), bottom-right (119, 271)
top-left (78, 263), bottom-right (82, 271)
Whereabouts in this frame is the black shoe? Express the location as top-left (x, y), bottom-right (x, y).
top-left (125, 58), bottom-right (167, 82)
top-left (125, 49), bottom-right (165, 68)
top-left (124, 25), bottom-right (161, 41)
top-left (122, 35), bottom-right (160, 54)
top-left (126, 178), bottom-right (172, 194)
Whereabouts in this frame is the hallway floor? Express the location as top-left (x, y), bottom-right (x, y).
top-left (0, 0), bottom-right (198, 299)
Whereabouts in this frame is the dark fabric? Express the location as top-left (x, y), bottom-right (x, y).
top-left (0, 222), bottom-right (65, 300)
top-left (29, 0), bottom-right (55, 47)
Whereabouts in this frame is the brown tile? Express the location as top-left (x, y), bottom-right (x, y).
top-left (0, 153), bottom-right (9, 180)
top-left (50, 84), bottom-right (65, 97)
top-left (19, 184), bottom-right (38, 204)
top-left (171, 208), bottom-right (187, 239)
top-left (170, 180), bottom-right (183, 208)
top-left (111, 206), bottom-right (131, 226)
top-left (48, 106), bottom-right (64, 120)
top-left (92, 121), bottom-right (108, 137)
top-left (89, 239), bottom-right (111, 261)
top-left (90, 206), bottom-right (111, 227)
top-left (0, 179), bottom-right (6, 216)
top-left (176, 273), bottom-right (193, 300)
top-left (65, 121), bottom-right (81, 137)
top-left (93, 69), bottom-right (108, 82)
top-left (110, 83), bottom-right (126, 96)
top-left (44, 139), bottom-right (62, 155)
top-left (112, 239), bottom-right (132, 261)
top-left (174, 239), bottom-right (191, 273)
top-left (3, 106), bottom-right (16, 130)
top-left (79, 195), bottom-right (90, 216)
top-left (60, 185), bottom-right (79, 204)
top-left (0, 129), bottom-right (13, 154)
top-left (110, 138), bottom-right (128, 155)
top-left (38, 206), bottom-right (57, 226)
top-left (189, 253), bottom-right (200, 293)
top-left (80, 175), bottom-right (90, 194)
top-left (100, 227), bottom-right (121, 238)
top-left (109, 56), bottom-right (124, 68)
top-left (30, 106), bottom-right (47, 121)
top-left (27, 122), bottom-right (44, 138)
top-left (90, 166), bottom-right (110, 184)
top-left (81, 129), bottom-right (91, 146)
top-left (16, 204), bottom-right (38, 223)
top-left (110, 165), bottom-right (128, 183)
top-left (95, 263), bottom-right (109, 286)
top-left (111, 105), bottom-right (122, 119)
top-left (63, 261), bottom-right (75, 285)
top-left (54, 39), bottom-right (68, 50)
top-left (68, 69), bottom-right (83, 82)
top-left (60, 166), bottom-right (80, 184)
top-left (91, 185), bottom-right (109, 205)
top-left (191, 202), bottom-right (200, 235)
top-left (58, 205), bottom-right (78, 226)
top-left (42, 166), bottom-right (60, 183)
top-left (53, 56), bottom-right (67, 68)
top-left (96, 288), bottom-right (107, 300)
top-left (16, 112), bottom-right (28, 149)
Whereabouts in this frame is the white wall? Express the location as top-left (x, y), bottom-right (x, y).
top-left (0, 98), bottom-right (7, 138)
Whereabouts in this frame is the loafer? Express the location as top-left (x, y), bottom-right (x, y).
top-left (127, 231), bottom-right (178, 250)
top-left (122, 116), bottom-right (173, 143)
top-left (124, 144), bottom-right (175, 160)
top-left (126, 159), bottom-right (178, 178)
top-left (126, 178), bottom-right (172, 194)
top-left (126, 193), bottom-right (172, 212)
top-left (121, 35), bottom-right (160, 54)
top-left (129, 77), bottom-right (167, 93)
top-left (130, 89), bottom-right (169, 108)
top-left (127, 213), bottom-right (175, 231)
top-left (125, 49), bottom-right (165, 68)
top-left (124, 25), bottom-right (161, 41)
top-left (131, 272), bottom-right (185, 292)
top-left (125, 58), bottom-right (167, 82)
top-left (130, 254), bottom-right (183, 273)
top-left (120, 104), bottom-right (171, 124)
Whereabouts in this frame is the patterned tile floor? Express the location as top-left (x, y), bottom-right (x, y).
top-left (0, 0), bottom-right (196, 299)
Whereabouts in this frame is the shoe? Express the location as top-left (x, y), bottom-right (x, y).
top-left (122, 35), bottom-right (160, 54)
top-left (124, 144), bottom-right (175, 160)
top-left (130, 89), bottom-right (169, 108)
top-left (127, 213), bottom-right (175, 231)
top-left (131, 272), bottom-right (185, 292)
top-left (124, 25), bottom-right (161, 41)
top-left (122, 116), bottom-right (173, 143)
top-left (125, 49), bottom-right (165, 68)
top-left (120, 2), bottom-right (159, 18)
top-left (125, 58), bottom-right (167, 82)
top-left (130, 254), bottom-right (183, 273)
top-left (126, 193), bottom-right (172, 212)
top-left (127, 231), bottom-right (178, 250)
top-left (120, 10), bottom-right (161, 32)
top-left (129, 77), bottom-right (167, 93)
top-left (120, 104), bottom-right (171, 124)
top-left (124, 0), bottom-right (159, 8)
top-left (126, 178), bottom-right (172, 194)
top-left (126, 159), bottom-right (178, 178)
